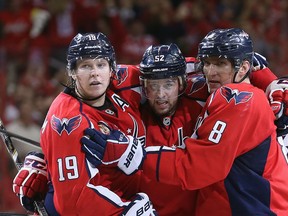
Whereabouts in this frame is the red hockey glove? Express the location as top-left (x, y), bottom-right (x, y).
top-left (266, 77), bottom-right (288, 136)
top-left (121, 193), bottom-right (158, 216)
top-left (13, 152), bottom-right (48, 213)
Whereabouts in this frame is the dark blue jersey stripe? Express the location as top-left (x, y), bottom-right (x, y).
top-left (224, 136), bottom-right (277, 216)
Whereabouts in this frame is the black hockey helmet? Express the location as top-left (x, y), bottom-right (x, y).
top-left (197, 28), bottom-right (254, 71)
top-left (139, 43), bottom-right (187, 80)
top-left (66, 32), bottom-right (116, 74)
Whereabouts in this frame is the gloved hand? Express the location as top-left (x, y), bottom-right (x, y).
top-left (266, 77), bottom-right (288, 136)
top-left (81, 128), bottom-right (146, 175)
top-left (117, 136), bottom-right (146, 175)
top-left (12, 152), bottom-right (48, 213)
top-left (252, 52), bottom-right (268, 71)
top-left (121, 193), bottom-right (158, 216)
top-left (81, 128), bottom-right (130, 166)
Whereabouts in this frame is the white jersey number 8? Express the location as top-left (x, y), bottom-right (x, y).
top-left (208, 120), bottom-right (227, 144)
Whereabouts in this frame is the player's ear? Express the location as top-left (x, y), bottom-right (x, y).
top-left (178, 76), bottom-right (185, 91)
top-left (69, 70), bottom-right (77, 80)
top-left (67, 68), bottom-right (77, 80)
top-left (239, 60), bottom-right (250, 77)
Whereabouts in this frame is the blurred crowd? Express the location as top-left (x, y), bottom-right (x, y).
top-left (0, 0), bottom-right (287, 213)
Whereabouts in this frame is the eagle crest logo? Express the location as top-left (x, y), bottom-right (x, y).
top-left (220, 86), bottom-right (253, 104)
top-left (51, 114), bottom-right (82, 135)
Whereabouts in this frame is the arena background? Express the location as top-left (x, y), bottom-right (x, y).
top-left (0, 0), bottom-right (287, 214)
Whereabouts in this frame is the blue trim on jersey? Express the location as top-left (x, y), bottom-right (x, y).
top-left (156, 146), bottom-right (164, 182)
top-left (113, 84), bottom-right (142, 93)
top-left (224, 136), bottom-right (277, 215)
top-left (77, 99), bottom-right (95, 178)
top-left (78, 98), bottom-right (93, 128)
top-left (45, 183), bottom-right (60, 216)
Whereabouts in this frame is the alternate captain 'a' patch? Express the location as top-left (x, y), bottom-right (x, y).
top-left (220, 86), bottom-right (253, 105)
top-left (51, 114), bottom-right (82, 135)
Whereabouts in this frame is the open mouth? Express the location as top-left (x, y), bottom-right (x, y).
top-left (208, 80), bottom-right (219, 84)
top-left (90, 81), bottom-right (101, 86)
top-left (156, 100), bottom-right (168, 108)
top-left (208, 80), bottom-right (221, 87)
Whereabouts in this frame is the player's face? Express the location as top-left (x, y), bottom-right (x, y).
top-left (202, 57), bottom-right (234, 93)
top-left (146, 77), bottom-right (179, 116)
top-left (74, 58), bottom-right (112, 101)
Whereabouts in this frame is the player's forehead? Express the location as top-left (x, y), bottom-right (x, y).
top-left (203, 56), bottom-right (231, 64)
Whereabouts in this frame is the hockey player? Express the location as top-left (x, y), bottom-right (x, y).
top-left (112, 44), bottom-right (279, 216)
top-left (137, 44), bottom-right (203, 215)
top-left (12, 32), bottom-right (154, 216)
top-left (13, 32), bottom-right (286, 215)
top-left (140, 28), bottom-right (288, 215)
top-left (83, 28), bottom-right (288, 215)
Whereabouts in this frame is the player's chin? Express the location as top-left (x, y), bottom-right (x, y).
top-left (154, 107), bottom-right (170, 116)
top-left (208, 83), bottom-right (221, 93)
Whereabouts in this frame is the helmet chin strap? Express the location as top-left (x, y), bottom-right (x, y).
top-left (232, 70), bottom-right (239, 83)
top-left (232, 66), bottom-right (250, 83)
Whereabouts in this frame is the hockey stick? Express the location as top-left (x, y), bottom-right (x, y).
top-left (0, 128), bottom-right (40, 147)
top-left (0, 119), bottom-right (48, 216)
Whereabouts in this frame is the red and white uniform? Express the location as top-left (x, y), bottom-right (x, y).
top-left (41, 87), bottom-right (145, 215)
top-left (112, 60), bottom-right (277, 216)
top-left (111, 62), bottom-right (204, 215)
top-left (139, 58), bottom-right (205, 216)
top-left (139, 95), bottom-right (203, 216)
top-left (143, 83), bottom-right (288, 216)
top-left (111, 59), bottom-right (202, 215)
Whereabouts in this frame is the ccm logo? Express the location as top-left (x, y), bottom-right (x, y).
top-left (124, 138), bottom-right (138, 168)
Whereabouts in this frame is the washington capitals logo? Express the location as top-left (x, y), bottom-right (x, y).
top-left (220, 86), bottom-right (253, 104)
top-left (115, 66), bottom-right (128, 85)
top-left (51, 114), bottom-right (82, 135)
top-left (186, 74), bottom-right (206, 95)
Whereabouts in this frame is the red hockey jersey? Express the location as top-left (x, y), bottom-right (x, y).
top-left (40, 88), bottom-right (145, 215)
top-left (139, 59), bottom-right (205, 216)
top-left (143, 83), bottom-right (288, 216)
top-left (111, 60), bottom-right (277, 216)
top-left (112, 59), bottom-right (205, 215)
top-left (140, 95), bottom-right (203, 216)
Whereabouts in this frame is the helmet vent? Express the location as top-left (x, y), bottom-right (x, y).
top-left (218, 44), bottom-right (239, 52)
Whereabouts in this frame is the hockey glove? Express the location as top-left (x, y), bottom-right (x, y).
top-left (13, 152), bottom-right (48, 213)
top-left (117, 136), bottom-right (146, 175)
top-left (266, 77), bottom-right (288, 136)
top-left (81, 128), bottom-right (146, 174)
top-left (252, 52), bottom-right (268, 71)
top-left (121, 193), bottom-right (158, 216)
top-left (81, 128), bottom-right (131, 166)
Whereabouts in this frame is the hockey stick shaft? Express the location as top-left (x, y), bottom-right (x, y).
top-left (0, 120), bottom-right (48, 216)
top-left (0, 128), bottom-right (40, 146)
